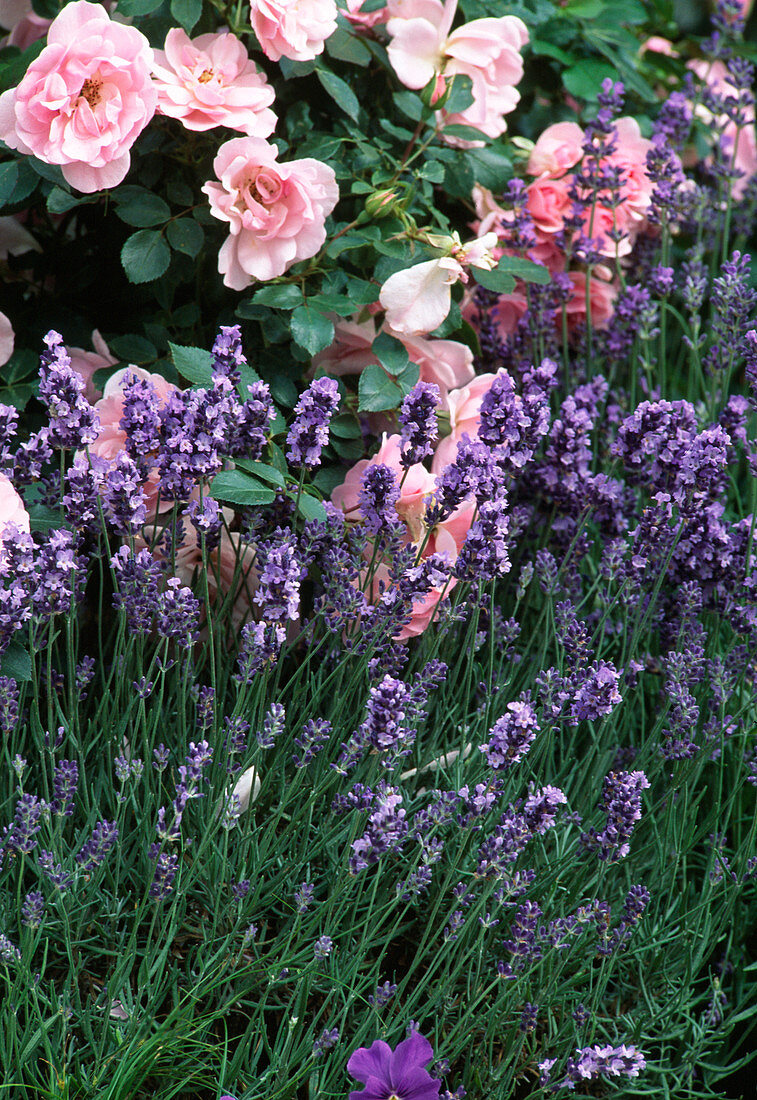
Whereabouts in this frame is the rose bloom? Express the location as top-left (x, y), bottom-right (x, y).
top-left (563, 271), bottom-right (617, 332)
top-left (170, 511), bottom-right (259, 633)
top-left (89, 366), bottom-right (177, 517)
top-left (688, 59), bottom-right (757, 200)
top-left (202, 136), bottom-right (339, 288)
top-left (0, 473), bottom-right (30, 557)
top-left (0, 0), bottom-right (156, 193)
top-left (152, 29), bottom-right (276, 136)
top-left (0, 311), bottom-right (14, 367)
top-left (527, 120), bottom-right (584, 177)
top-left (249, 0), bottom-right (338, 62)
top-left (432, 370), bottom-right (506, 472)
top-left (68, 329), bottom-right (117, 403)
top-left (344, 0), bottom-right (388, 28)
top-left (386, 0), bottom-right (528, 143)
top-left (313, 315), bottom-right (474, 409)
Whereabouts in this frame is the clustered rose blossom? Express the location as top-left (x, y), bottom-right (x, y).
top-left (68, 330), bottom-right (118, 404)
top-left (385, 0), bottom-right (528, 143)
top-left (0, 0), bottom-right (157, 193)
top-left (249, 0), bottom-right (338, 62)
top-left (152, 29), bottom-right (276, 136)
top-left (202, 137), bottom-right (339, 288)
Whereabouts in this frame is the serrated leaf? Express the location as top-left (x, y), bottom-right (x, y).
top-left (232, 460), bottom-right (287, 488)
top-left (210, 470), bottom-right (276, 507)
top-left (28, 157), bottom-right (65, 185)
top-left (0, 161), bottom-right (18, 208)
top-left (46, 186), bottom-right (92, 215)
top-left (371, 331), bottom-right (409, 376)
top-left (563, 59), bottom-right (618, 101)
top-left (291, 305), bottom-right (335, 356)
top-left (269, 376), bottom-right (299, 407)
top-left (115, 0), bottom-right (164, 13)
top-left (109, 335), bottom-right (157, 364)
top-left (169, 342), bottom-right (213, 386)
top-left (393, 91), bottom-right (424, 123)
top-left (326, 25), bottom-right (372, 66)
top-left (170, 0), bottom-right (202, 31)
top-left (251, 284), bottom-right (304, 310)
top-left (296, 492), bottom-right (327, 523)
top-left (443, 74), bottom-right (474, 114)
top-left (121, 230), bottom-right (170, 284)
top-left (358, 363), bottom-right (402, 413)
top-left (471, 266), bottom-right (517, 294)
top-left (115, 191), bottom-right (171, 228)
top-left (495, 256), bottom-right (551, 285)
top-left (28, 504), bottom-right (67, 533)
top-left (316, 67), bottom-right (360, 122)
top-left (166, 217), bottom-right (204, 257)
top-left (0, 640), bottom-right (31, 681)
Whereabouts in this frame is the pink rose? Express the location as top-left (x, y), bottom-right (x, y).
top-left (688, 59), bottom-right (757, 199)
top-left (527, 121), bottom-right (584, 177)
top-left (172, 513), bottom-right (259, 633)
top-left (152, 29), bottom-right (276, 136)
top-left (249, 0), bottom-right (338, 61)
top-left (344, 0), bottom-right (388, 28)
top-left (489, 285), bottom-right (529, 340)
top-left (202, 137), bottom-right (339, 288)
top-left (367, 562), bottom-right (456, 640)
top-left (380, 256), bottom-right (465, 335)
top-left (332, 433), bottom-right (435, 541)
top-left (432, 370), bottom-right (506, 472)
top-left (563, 271), bottom-right (617, 331)
top-left (68, 329), bottom-right (117, 403)
top-left (526, 174), bottom-right (572, 234)
top-left (0, 0), bottom-right (157, 193)
top-left (0, 311), bottom-right (14, 367)
top-left (90, 366), bottom-right (177, 517)
top-left (0, 214), bottom-right (40, 259)
top-left (0, 473), bottom-right (30, 556)
top-left (6, 12), bottom-right (49, 50)
top-left (313, 316), bottom-right (474, 409)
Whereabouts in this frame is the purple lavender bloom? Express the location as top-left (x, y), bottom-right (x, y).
top-left (569, 661), bottom-right (622, 726)
top-left (313, 1027), bottom-right (339, 1056)
top-left (0, 404), bottom-right (18, 476)
top-left (566, 1044), bottom-right (646, 1083)
top-left (0, 933), bottom-right (21, 964)
top-left (0, 676), bottom-right (19, 736)
top-left (295, 881), bottom-right (314, 913)
top-left (156, 579), bottom-right (200, 647)
top-left (360, 675), bottom-right (412, 755)
top-left (39, 849), bottom-right (73, 890)
top-left (76, 820), bottom-right (118, 871)
top-left (258, 701), bottom-right (286, 747)
top-left (102, 452), bottom-right (147, 535)
top-left (582, 770), bottom-right (650, 862)
top-left (38, 331), bottom-right (100, 449)
top-left (111, 547), bottom-right (162, 634)
top-left (150, 851), bottom-right (179, 899)
top-left (233, 380), bottom-right (275, 460)
top-left (293, 718), bottom-right (332, 768)
top-left (399, 382), bottom-right (440, 468)
top-left (186, 497), bottom-right (223, 551)
top-left (212, 324), bottom-right (246, 382)
top-left (347, 1032), bottom-right (441, 1100)
top-left (21, 890), bottom-right (44, 928)
top-left (368, 981), bottom-right (398, 1008)
top-left (313, 935), bottom-right (333, 960)
top-left (359, 464), bottom-right (401, 536)
top-left (350, 784), bottom-right (408, 873)
top-left (236, 621), bottom-right (286, 682)
top-left (286, 376), bottom-right (340, 469)
top-left (479, 696), bottom-right (538, 770)
top-left (455, 498), bottom-right (510, 582)
top-left (51, 760), bottom-right (78, 817)
top-left (120, 371), bottom-right (162, 470)
top-left (2, 793), bottom-right (45, 856)
top-left (253, 538), bottom-right (302, 622)
top-left (13, 427), bottom-right (53, 486)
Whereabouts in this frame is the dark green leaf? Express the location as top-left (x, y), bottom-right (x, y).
top-left (438, 123), bottom-right (489, 143)
top-left (251, 284), bottom-right (304, 310)
top-left (329, 413), bottom-right (363, 440)
top-left (396, 360), bottom-right (420, 396)
top-left (116, 0), bottom-right (164, 14)
top-left (166, 179), bottom-right (194, 206)
top-left (0, 640), bottom-right (31, 681)
top-left (291, 305), bottom-right (335, 356)
top-left (371, 331), bottom-right (409, 376)
top-left (0, 161), bottom-right (18, 209)
top-left (296, 492), bottom-right (327, 523)
top-left (170, 0), bottom-right (202, 32)
top-left (232, 460), bottom-right (287, 489)
top-left (28, 504), bottom-right (66, 533)
top-left (269, 376), bottom-right (299, 408)
top-left (109, 335), bottom-right (157, 364)
top-left (166, 217), bottom-right (204, 257)
top-left (393, 91), bottom-right (424, 123)
top-left (326, 26), bottom-right (372, 66)
top-left (121, 230), bottom-right (170, 284)
top-left (530, 39), bottom-right (575, 64)
top-left (209, 470), bottom-right (277, 507)
top-left (316, 68), bottom-right (360, 122)
top-left (443, 74), bottom-right (474, 114)
top-left (115, 191), bottom-right (171, 228)
top-left (0, 40), bottom-right (46, 94)
top-left (563, 0), bottom-right (604, 16)
top-left (358, 363), bottom-right (402, 412)
top-left (169, 342), bottom-right (213, 386)
top-left (28, 157), bottom-right (65, 186)
top-left (496, 256), bottom-right (551, 285)
top-left (464, 146), bottom-right (512, 192)
top-left (312, 466), bottom-right (347, 495)
top-left (563, 59), bottom-right (618, 101)
top-left (46, 186), bottom-right (92, 215)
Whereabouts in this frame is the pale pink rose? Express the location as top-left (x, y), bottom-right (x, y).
top-left (0, 0), bottom-right (157, 193)
top-left (332, 433), bottom-right (435, 541)
top-left (380, 256), bottom-right (465, 335)
top-left (344, 0), bottom-right (388, 27)
top-left (527, 121), bottom-right (584, 176)
top-left (0, 311), bottom-right (14, 367)
top-left (526, 174), bottom-right (572, 234)
top-left (386, 0), bottom-right (454, 90)
top-left (68, 329), bottom-right (117, 403)
top-left (563, 271), bottom-right (617, 332)
top-left (606, 117), bottom-right (655, 224)
top-left (489, 285), bottom-right (529, 340)
top-left (0, 473), bottom-right (30, 555)
top-left (639, 36), bottom-right (678, 57)
top-left (249, 0), bottom-right (338, 61)
top-left (313, 316), bottom-right (474, 408)
top-left (230, 763), bottom-right (261, 812)
top-left (0, 214), bottom-right (40, 259)
top-left (6, 10), bottom-right (49, 49)
top-left (689, 59), bottom-right (757, 199)
top-left (472, 183), bottom-right (509, 237)
top-left (152, 29), bottom-right (276, 136)
top-left (431, 369), bottom-right (507, 472)
top-left (202, 137), bottom-right (339, 288)
top-left (90, 367), bottom-right (177, 517)
top-left (0, 0), bottom-right (33, 28)
top-left (369, 563), bottom-right (456, 640)
top-left (437, 15), bottom-right (528, 142)
top-left (173, 516), bottom-right (259, 632)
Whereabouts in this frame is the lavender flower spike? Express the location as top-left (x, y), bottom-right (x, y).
top-left (287, 376), bottom-right (340, 469)
top-left (399, 381), bottom-right (440, 468)
top-left (347, 1032), bottom-right (441, 1100)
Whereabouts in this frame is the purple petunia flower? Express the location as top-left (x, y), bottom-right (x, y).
top-left (348, 1032), bottom-right (441, 1100)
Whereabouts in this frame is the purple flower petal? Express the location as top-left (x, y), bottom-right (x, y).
top-left (348, 1040), bottom-right (395, 1085)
